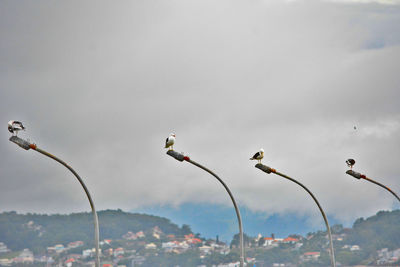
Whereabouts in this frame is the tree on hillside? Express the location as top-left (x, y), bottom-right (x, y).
top-left (230, 233), bottom-right (252, 248)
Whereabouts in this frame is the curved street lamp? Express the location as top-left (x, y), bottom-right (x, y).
top-left (167, 150), bottom-right (245, 267)
top-left (9, 135), bottom-right (100, 267)
top-left (255, 163), bottom-right (336, 267)
top-left (346, 169), bottom-right (400, 203)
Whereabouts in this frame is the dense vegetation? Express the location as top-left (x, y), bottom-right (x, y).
top-left (347, 210), bottom-right (400, 253)
top-left (0, 209), bottom-right (399, 265)
top-left (234, 210), bottom-right (400, 266)
top-left (0, 209), bottom-right (192, 253)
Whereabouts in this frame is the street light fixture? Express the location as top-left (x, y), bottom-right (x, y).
top-left (167, 150), bottom-right (245, 267)
top-left (345, 161), bottom-right (400, 203)
top-left (255, 163), bottom-right (336, 267)
top-left (9, 135), bottom-right (100, 267)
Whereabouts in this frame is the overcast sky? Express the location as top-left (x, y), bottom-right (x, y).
top-left (1, 0), bottom-right (399, 228)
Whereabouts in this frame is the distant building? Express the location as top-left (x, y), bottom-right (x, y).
top-left (104, 248), bottom-right (113, 256)
top-left (152, 226), bottom-right (163, 239)
top-left (186, 237), bottom-right (202, 245)
top-left (34, 255), bottom-right (49, 263)
top-left (103, 239), bottom-right (112, 245)
top-left (162, 241), bottom-right (178, 252)
top-left (199, 245), bottom-right (212, 255)
top-left (65, 258), bottom-right (75, 267)
top-left (68, 241), bottom-right (84, 249)
top-left (332, 233), bottom-right (346, 241)
top-left (302, 252), bottom-right (321, 261)
top-left (145, 243), bottom-right (157, 250)
top-left (123, 230), bottom-right (145, 240)
top-left (47, 247), bottom-right (56, 254)
top-left (122, 231), bottom-right (137, 240)
top-left (113, 247), bottom-right (124, 257)
top-left (254, 234), bottom-right (263, 243)
top-left (0, 258), bottom-right (13, 266)
top-left (283, 237), bottom-right (299, 244)
top-left (216, 262), bottom-right (241, 267)
top-left (0, 242), bottom-right (10, 253)
top-left (263, 237), bottom-right (276, 247)
top-left (13, 249), bottom-right (34, 264)
top-left (342, 244), bottom-right (361, 251)
top-left (377, 248), bottom-right (400, 265)
top-left (246, 257), bottom-right (256, 264)
top-left (82, 249), bottom-right (93, 258)
top-left (54, 244), bottom-right (65, 253)
top-left (153, 226), bottom-right (163, 235)
top-left (162, 240), bottom-right (189, 254)
top-left (185, 233), bottom-right (195, 240)
top-left (136, 231), bottom-right (145, 238)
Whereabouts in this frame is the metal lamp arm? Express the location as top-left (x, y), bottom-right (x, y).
top-left (9, 136), bottom-right (100, 267)
top-left (167, 150), bottom-right (245, 267)
top-left (255, 163), bottom-right (336, 267)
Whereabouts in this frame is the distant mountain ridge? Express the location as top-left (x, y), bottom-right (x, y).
top-left (134, 203), bottom-right (345, 242)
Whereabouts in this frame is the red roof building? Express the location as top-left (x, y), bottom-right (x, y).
top-left (303, 251), bottom-right (321, 260)
top-left (65, 258), bottom-right (75, 264)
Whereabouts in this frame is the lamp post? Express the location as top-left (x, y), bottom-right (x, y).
top-left (9, 135), bottom-right (100, 267)
top-left (167, 150), bottom-right (245, 267)
top-left (255, 163), bottom-right (336, 267)
top-left (346, 170), bottom-right (400, 203)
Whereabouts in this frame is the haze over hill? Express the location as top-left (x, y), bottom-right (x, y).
top-left (135, 203), bottom-right (345, 242)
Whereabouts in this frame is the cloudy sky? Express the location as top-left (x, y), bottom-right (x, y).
top-left (1, 0), bottom-right (399, 229)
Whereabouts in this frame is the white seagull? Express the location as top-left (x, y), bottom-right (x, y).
top-left (8, 120), bottom-right (25, 136)
top-left (165, 133), bottom-right (176, 150)
top-left (250, 148), bottom-right (264, 163)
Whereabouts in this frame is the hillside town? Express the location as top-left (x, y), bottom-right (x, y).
top-left (0, 225), bottom-right (232, 266)
top-left (1, 222), bottom-right (400, 266)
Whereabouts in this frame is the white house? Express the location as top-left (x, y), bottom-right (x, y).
top-left (145, 243), bottom-right (157, 250)
top-left (263, 237), bottom-right (274, 246)
top-left (199, 245), bottom-right (212, 255)
top-left (82, 249), bottom-right (93, 258)
top-left (0, 242), bottom-right (9, 253)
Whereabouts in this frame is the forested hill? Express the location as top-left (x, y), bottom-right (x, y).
top-left (346, 210), bottom-right (400, 253)
top-left (0, 209), bottom-right (192, 253)
top-left (0, 209), bottom-right (399, 258)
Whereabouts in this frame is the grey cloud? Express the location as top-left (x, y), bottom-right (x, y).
top-left (1, 0), bottom-right (399, 228)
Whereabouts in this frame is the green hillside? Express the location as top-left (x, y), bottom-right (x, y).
top-left (347, 210), bottom-right (400, 253)
top-left (0, 209), bottom-right (192, 253)
top-left (0, 208), bottom-right (399, 266)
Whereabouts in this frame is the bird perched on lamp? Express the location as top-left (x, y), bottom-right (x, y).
top-left (8, 120), bottom-right (25, 136)
top-left (346, 159), bottom-right (356, 169)
top-left (250, 148), bottom-right (264, 163)
top-left (165, 133), bottom-right (176, 150)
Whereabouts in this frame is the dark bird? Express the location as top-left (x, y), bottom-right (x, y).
top-left (165, 133), bottom-right (176, 150)
top-left (250, 148), bottom-right (264, 163)
top-left (8, 120), bottom-right (25, 136)
top-left (346, 159), bottom-right (356, 169)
